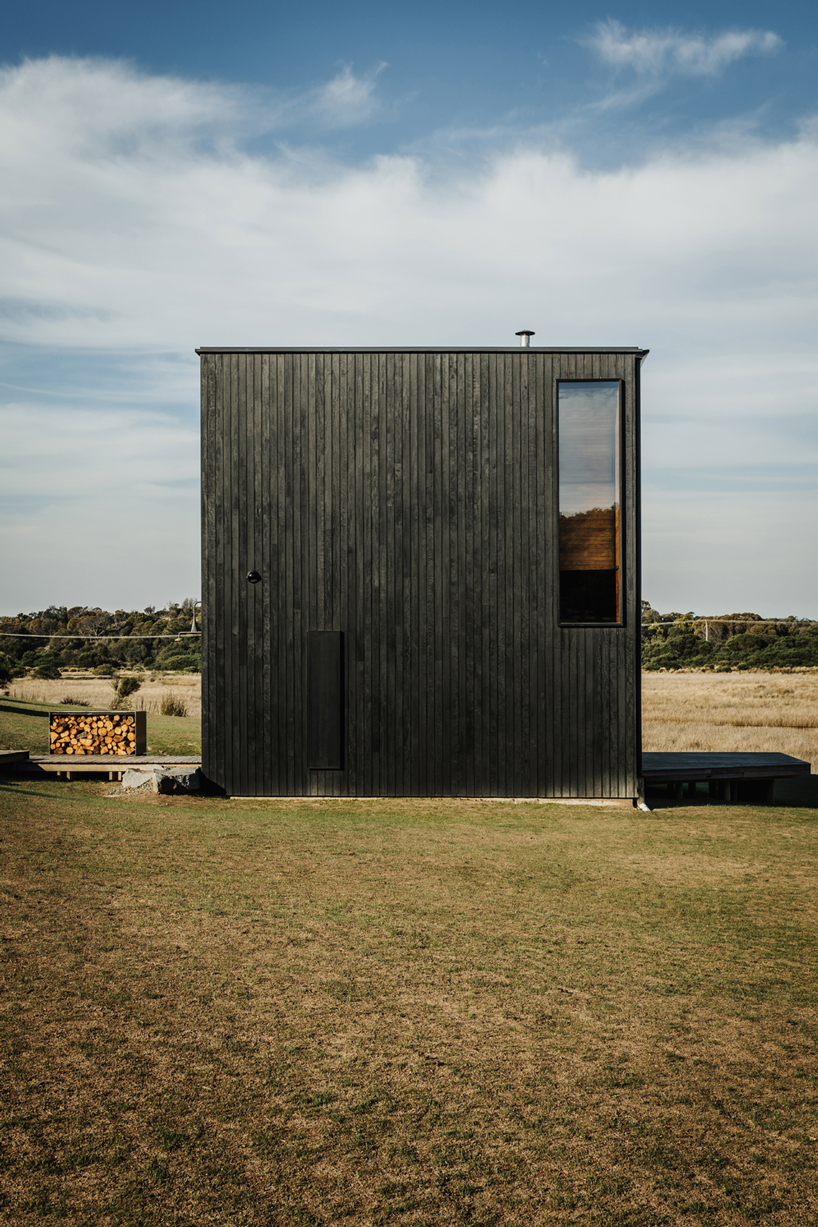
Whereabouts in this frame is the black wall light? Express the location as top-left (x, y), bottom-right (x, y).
top-left (247, 570), bottom-right (261, 584)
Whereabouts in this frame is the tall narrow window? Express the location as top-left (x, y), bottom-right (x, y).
top-left (558, 381), bottom-right (622, 624)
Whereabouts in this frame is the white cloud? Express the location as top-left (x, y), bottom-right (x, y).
top-left (0, 55), bottom-right (817, 614)
top-left (587, 19), bottom-right (782, 78)
top-left (0, 53), bottom-right (381, 166)
top-left (0, 55), bottom-right (816, 361)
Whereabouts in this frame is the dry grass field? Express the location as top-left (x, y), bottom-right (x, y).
top-left (1, 779), bottom-right (817, 1226)
top-left (6, 673), bottom-right (202, 718)
top-left (642, 672), bottom-right (818, 770)
top-left (6, 669), bottom-right (816, 770)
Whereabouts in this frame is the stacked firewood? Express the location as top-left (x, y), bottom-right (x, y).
top-left (49, 713), bottom-right (137, 756)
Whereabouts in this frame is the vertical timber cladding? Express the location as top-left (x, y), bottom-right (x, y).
top-left (199, 348), bottom-right (645, 797)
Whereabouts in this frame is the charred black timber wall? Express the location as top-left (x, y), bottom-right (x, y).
top-left (200, 348), bottom-right (643, 797)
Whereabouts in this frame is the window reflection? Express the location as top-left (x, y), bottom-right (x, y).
top-left (558, 381), bottom-right (621, 623)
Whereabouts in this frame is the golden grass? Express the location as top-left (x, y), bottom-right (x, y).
top-left (8, 670), bottom-right (817, 770)
top-left (643, 672), bottom-right (818, 769)
top-left (6, 673), bottom-right (202, 717)
top-left (1, 781), bottom-right (817, 1225)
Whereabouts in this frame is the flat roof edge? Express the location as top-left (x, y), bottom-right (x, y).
top-left (196, 346), bottom-right (649, 356)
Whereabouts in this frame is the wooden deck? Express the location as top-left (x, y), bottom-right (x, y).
top-left (642, 752), bottom-right (811, 803)
top-left (15, 754), bottom-right (201, 780)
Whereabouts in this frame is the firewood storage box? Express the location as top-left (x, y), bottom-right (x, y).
top-left (49, 711), bottom-right (147, 756)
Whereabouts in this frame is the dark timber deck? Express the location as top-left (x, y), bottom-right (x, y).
top-left (642, 752), bottom-right (811, 803)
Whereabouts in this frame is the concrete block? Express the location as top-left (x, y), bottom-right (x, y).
top-left (120, 767), bottom-right (201, 795)
top-left (121, 769), bottom-right (154, 792)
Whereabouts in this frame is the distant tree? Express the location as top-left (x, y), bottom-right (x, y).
top-left (29, 617), bottom-right (58, 637)
top-left (76, 646), bottom-right (104, 668)
top-left (122, 640), bottom-right (148, 664)
top-left (77, 612), bottom-right (108, 637)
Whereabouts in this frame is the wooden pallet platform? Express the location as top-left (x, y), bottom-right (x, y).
top-left (642, 752), bottom-right (811, 803)
top-left (19, 755), bottom-right (201, 781)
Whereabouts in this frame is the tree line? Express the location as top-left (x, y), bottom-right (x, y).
top-left (0, 602), bottom-right (201, 685)
top-left (641, 605), bottom-right (818, 671)
top-left (1, 601), bottom-right (816, 686)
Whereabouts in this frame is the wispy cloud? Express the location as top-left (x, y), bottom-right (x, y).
top-left (308, 62), bottom-right (386, 128)
top-left (0, 53), bottom-right (384, 163)
top-left (587, 19), bottom-right (782, 79)
top-left (0, 56), bottom-right (815, 355)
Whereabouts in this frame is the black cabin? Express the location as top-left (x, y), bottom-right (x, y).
top-left (199, 345), bottom-right (647, 798)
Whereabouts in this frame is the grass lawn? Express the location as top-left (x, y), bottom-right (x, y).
top-left (1, 780), bottom-right (817, 1225)
top-left (0, 696), bottom-right (201, 756)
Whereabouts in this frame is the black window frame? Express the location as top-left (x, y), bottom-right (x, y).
top-left (556, 378), bottom-right (625, 629)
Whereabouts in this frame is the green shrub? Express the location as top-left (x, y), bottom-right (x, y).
top-left (725, 633), bottom-right (765, 653)
top-left (31, 663), bottom-right (61, 680)
top-left (154, 653), bottom-right (200, 673)
top-left (122, 640), bottom-right (148, 664)
top-left (94, 664), bottom-right (116, 677)
top-left (153, 638), bottom-right (201, 673)
top-left (60, 696), bottom-right (90, 707)
top-left (0, 652), bottom-right (15, 686)
top-left (75, 651), bottom-right (100, 668)
top-left (160, 692), bottom-right (188, 717)
top-left (111, 676), bottom-right (142, 710)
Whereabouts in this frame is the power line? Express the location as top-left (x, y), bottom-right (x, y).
top-left (0, 632), bottom-right (201, 640)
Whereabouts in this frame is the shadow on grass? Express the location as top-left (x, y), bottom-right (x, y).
top-left (0, 778), bottom-right (74, 801)
top-left (773, 774), bottom-right (818, 808)
top-left (646, 774), bottom-right (818, 810)
top-left (0, 703), bottom-right (50, 718)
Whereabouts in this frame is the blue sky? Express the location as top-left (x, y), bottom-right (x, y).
top-left (1, 1), bottom-right (817, 615)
